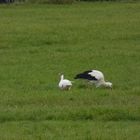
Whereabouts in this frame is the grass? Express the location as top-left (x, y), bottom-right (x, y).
top-left (0, 121), bottom-right (140, 140)
top-left (0, 1), bottom-right (140, 139)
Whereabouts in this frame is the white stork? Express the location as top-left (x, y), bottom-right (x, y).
top-left (58, 74), bottom-right (72, 90)
top-left (74, 70), bottom-right (112, 88)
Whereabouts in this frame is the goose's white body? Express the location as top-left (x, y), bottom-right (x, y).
top-left (58, 75), bottom-right (72, 90)
top-left (75, 70), bottom-right (112, 88)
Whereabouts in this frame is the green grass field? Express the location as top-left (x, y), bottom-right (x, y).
top-left (0, 2), bottom-right (140, 139)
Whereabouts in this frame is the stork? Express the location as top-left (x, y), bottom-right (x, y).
top-left (74, 70), bottom-right (112, 88)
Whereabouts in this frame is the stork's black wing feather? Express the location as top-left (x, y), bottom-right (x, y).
top-left (74, 71), bottom-right (98, 81)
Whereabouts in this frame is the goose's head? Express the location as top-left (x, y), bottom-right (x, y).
top-left (59, 73), bottom-right (64, 80)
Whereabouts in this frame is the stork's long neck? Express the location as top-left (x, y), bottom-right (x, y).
top-left (102, 81), bottom-right (112, 88)
top-left (102, 81), bottom-right (108, 87)
top-left (95, 79), bottom-right (105, 87)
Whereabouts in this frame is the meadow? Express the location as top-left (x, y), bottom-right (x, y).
top-left (0, 1), bottom-right (140, 139)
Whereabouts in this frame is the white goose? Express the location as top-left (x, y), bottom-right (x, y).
top-left (74, 70), bottom-right (112, 88)
top-left (58, 74), bottom-right (72, 90)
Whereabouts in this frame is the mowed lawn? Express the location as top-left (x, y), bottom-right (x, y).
top-left (0, 2), bottom-right (140, 139)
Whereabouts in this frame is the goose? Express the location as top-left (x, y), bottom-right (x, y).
top-left (58, 74), bottom-right (72, 90)
top-left (74, 70), bottom-right (112, 88)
